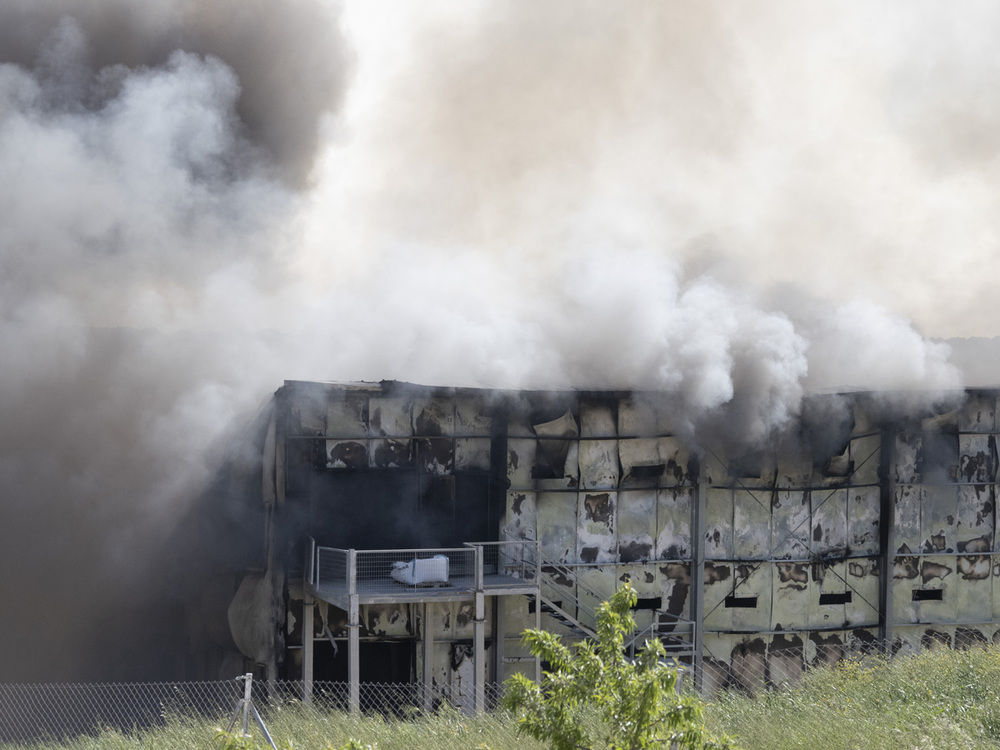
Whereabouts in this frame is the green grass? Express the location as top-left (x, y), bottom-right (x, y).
top-left (0, 703), bottom-right (544, 750)
top-left (13, 646), bottom-right (1000, 749)
top-left (704, 645), bottom-right (1000, 750)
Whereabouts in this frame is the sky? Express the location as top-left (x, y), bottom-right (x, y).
top-left (0, 0), bottom-right (997, 679)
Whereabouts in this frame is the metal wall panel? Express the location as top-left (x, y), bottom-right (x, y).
top-left (992, 561), bottom-right (1000, 622)
top-left (580, 401), bottom-right (616, 438)
top-left (702, 563), bottom-right (734, 631)
top-left (617, 489), bottom-right (657, 563)
top-left (658, 562), bottom-right (692, 621)
top-left (577, 566), bottom-right (618, 623)
top-left (811, 489), bottom-right (848, 556)
top-left (368, 397), bottom-right (413, 468)
top-left (850, 435), bottom-right (881, 486)
top-left (656, 487), bottom-right (693, 560)
top-left (578, 491), bottom-right (617, 563)
top-left (733, 490), bottom-right (771, 560)
top-left (771, 490), bottom-right (810, 559)
top-left (775, 453), bottom-right (812, 489)
top-left (456, 397), bottom-right (493, 436)
top-left (894, 485), bottom-right (921, 553)
top-left (731, 564), bottom-right (771, 631)
top-left (956, 554), bottom-right (992, 621)
top-left (921, 485), bottom-right (957, 553)
top-left (959, 433), bottom-right (998, 484)
top-left (537, 491), bottom-right (577, 562)
top-left (413, 398), bottom-right (455, 435)
top-left (704, 489), bottom-right (733, 559)
top-left (617, 397), bottom-right (657, 436)
top-left (326, 397), bottom-right (367, 469)
top-left (579, 440), bottom-right (619, 490)
top-left (918, 555), bottom-right (955, 624)
top-left (326, 398), bottom-right (364, 436)
top-left (956, 484), bottom-right (994, 551)
top-left (658, 437), bottom-right (694, 487)
top-left (845, 559), bottom-right (879, 626)
top-left (772, 561), bottom-right (809, 631)
top-left (960, 395), bottom-right (996, 432)
top-left (619, 438), bottom-right (659, 484)
top-left (506, 439), bottom-right (535, 489)
top-left (505, 490), bottom-right (536, 541)
top-left (848, 487), bottom-right (880, 555)
top-left (363, 604), bottom-right (411, 637)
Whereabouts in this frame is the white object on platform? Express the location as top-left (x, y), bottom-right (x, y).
top-left (390, 555), bottom-right (449, 585)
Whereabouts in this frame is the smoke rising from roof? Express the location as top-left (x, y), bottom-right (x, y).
top-left (0, 0), bottom-right (981, 679)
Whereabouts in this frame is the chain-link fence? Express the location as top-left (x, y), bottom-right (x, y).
top-left (0, 639), bottom-right (979, 746)
top-left (698, 638), bottom-right (948, 695)
top-left (0, 678), bottom-right (512, 746)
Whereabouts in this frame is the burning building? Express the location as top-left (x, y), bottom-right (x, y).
top-left (190, 379), bottom-right (1000, 706)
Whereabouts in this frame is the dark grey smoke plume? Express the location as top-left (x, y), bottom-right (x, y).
top-left (0, 0), bottom-right (348, 681)
top-left (0, 0), bottom-right (348, 186)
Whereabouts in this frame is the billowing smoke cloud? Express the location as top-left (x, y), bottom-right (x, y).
top-left (0, 0), bottom-right (347, 680)
top-left (0, 0), bottom-right (979, 680)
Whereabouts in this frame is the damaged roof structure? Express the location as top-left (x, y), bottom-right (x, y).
top-left (192, 379), bottom-right (1000, 710)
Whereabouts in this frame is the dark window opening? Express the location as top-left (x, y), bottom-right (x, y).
top-left (724, 595), bottom-right (758, 609)
top-left (912, 589), bottom-right (943, 602)
top-left (633, 597), bottom-right (663, 611)
top-left (819, 592), bottom-right (853, 605)
top-left (629, 464), bottom-right (665, 479)
top-left (312, 640), bottom-right (414, 685)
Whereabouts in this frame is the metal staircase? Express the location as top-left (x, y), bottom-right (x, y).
top-left (533, 548), bottom-right (696, 663)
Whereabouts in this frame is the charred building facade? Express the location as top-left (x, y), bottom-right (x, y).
top-left (194, 380), bottom-right (1000, 704)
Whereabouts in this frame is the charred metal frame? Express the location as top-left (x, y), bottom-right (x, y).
top-left (218, 382), bottom-right (1000, 702)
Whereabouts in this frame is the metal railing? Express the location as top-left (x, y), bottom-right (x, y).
top-left (625, 615), bottom-right (697, 660)
top-left (308, 537), bottom-right (540, 599)
top-left (465, 538), bottom-right (540, 584)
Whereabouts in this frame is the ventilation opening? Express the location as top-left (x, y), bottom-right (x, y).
top-left (912, 589), bottom-right (943, 602)
top-left (819, 592), bottom-right (853, 605)
top-left (632, 597), bottom-right (663, 611)
top-left (630, 463), bottom-right (665, 478)
top-left (724, 595), bottom-right (758, 609)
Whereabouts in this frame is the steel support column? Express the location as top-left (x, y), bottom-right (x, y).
top-left (879, 428), bottom-right (897, 647)
top-left (347, 549), bottom-right (359, 714)
top-left (423, 603), bottom-right (435, 711)
top-left (303, 594), bottom-right (314, 704)
top-left (474, 591), bottom-right (486, 715)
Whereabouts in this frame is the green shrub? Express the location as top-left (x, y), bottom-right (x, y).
top-left (504, 582), bottom-right (737, 750)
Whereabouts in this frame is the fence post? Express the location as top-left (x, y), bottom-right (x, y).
top-left (347, 549), bottom-right (360, 714)
top-left (242, 673), bottom-right (253, 737)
